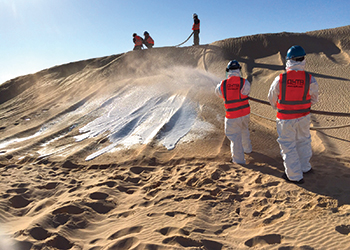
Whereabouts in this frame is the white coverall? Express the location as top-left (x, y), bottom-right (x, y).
top-left (215, 69), bottom-right (252, 164)
top-left (268, 59), bottom-right (319, 181)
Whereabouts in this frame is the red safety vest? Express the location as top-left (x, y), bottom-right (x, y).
top-left (146, 36), bottom-right (154, 45)
top-left (192, 20), bottom-right (200, 31)
top-left (134, 36), bottom-right (143, 46)
top-left (220, 76), bottom-right (250, 119)
top-left (277, 71), bottom-right (312, 119)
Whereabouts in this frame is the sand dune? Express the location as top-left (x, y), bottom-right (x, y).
top-left (0, 25), bottom-right (350, 250)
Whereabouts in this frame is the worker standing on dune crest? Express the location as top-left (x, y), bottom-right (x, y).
top-left (192, 13), bottom-right (200, 46)
top-left (268, 45), bottom-right (319, 184)
top-left (143, 31), bottom-right (154, 49)
top-left (215, 60), bottom-right (252, 164)
top-left (132, 33), bottom-right (143, 50)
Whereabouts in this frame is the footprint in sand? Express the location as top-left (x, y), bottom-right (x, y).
top-left (52, 213), bottom-right (70, 227)
top-left (38, 182), bottom-right (60, 190)
top-left (105, 237), bottom-right (139, 250)
top-left (88, 164), bottom-right (110, 170)
top-left (162, 235), bottom-right (223, 249)
top-left (214, 223), bottom-right (239, 235)
top-left (174, 193), bottom-right (201, 202)
top-left (154, 194), bottom-right (175, 205)
top-left (116, 185), bottom-right (136, 194)
top-left (335, 224), bottom-right (350, 235)
top-left (89, 191), bottom-right (109, 200)
top-left (129, 166), bottom-right (155, 174)
top-left (165, 211), bottom-right (196, 218)
top-left (157, 227), bottom-right (190, 236)
top-left (29, 227), bottom-right (51, 240)
top-left (244, 234), bottom-right (283, 247)
top-left (107, 226), bottom-right (143, 240)
top-left (7, 186), bottom-right (29, 194)
top-left (52, 205), bottom-right (85, 215)
top-left (262, 181), bottom-right (280, 188)
top-left (46, 235), bottom-right (73, 250)
top-left (125, 176), bottom-right (141, 184)
top-left (162, 235), bottom-right (202, 248)
top-left (9, 195), bottom-right (32, 208)
top-left (114, 210), bottom-right (135, 218)
top-left (262, 211), bottom-right (285, 225)
top-left (50, 205), bottom-right (90, 230)
top-left (96, 180), bottom-right (117, 188)
top-left (5, 154), bottom-right (13, 160)
top-left (84, 201), bottom-right (116, 214)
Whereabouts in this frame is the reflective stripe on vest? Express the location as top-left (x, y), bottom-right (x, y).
top-left (221, 76), bottom-right (250, 119)
top-left (146, 36), bottom-right (154, 44)
top-left (192, 20), bottom-right (200, 30)
top-left (134, 36), bottom-right (143, 46)
top-left (277, 71), bottom-right (311, 119)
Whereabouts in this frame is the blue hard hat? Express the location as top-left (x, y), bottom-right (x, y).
top-left (286, 45), bottom-right (306, 60)
top-left (226, 60), bottom-right (241, 72)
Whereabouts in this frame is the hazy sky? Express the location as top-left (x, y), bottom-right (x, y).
top-left (1, 0), bottom-right (350, 83)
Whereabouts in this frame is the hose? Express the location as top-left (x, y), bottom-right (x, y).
top-left (175, 32), bottom-right (194, 47)
top-left (248, 97), bottom-right (350, 130)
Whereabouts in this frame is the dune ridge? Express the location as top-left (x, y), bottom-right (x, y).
top-left (0, 25), bottom-right (350, 249)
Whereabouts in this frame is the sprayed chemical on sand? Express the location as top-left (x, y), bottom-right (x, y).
top-left (0, 66), bottom-right (220, 161)
top-left (75, 66), bottom-right (220, 160)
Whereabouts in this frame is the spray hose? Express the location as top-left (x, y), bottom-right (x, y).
top-left (248, 97), bottom-right (350, 130)
top-left (175, 32), bottom-right (194, 47)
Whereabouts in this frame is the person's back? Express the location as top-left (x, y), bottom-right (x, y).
top-left (215, 60), bottom-right (252, 164)
top-left (268, 45), bottom-right (319, 184)
top-left (132, 33), bottom-right (143, 50)
top-left (143, 31), bottom-right (154, 49)
top-left (220, 76), bottom-right (250, 119)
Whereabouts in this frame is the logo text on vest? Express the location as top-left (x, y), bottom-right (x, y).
top-left (287, 79), bottom-right (304, 87)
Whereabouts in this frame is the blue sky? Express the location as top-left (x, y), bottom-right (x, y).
top-left (1, 0), bottom-right (350, 84)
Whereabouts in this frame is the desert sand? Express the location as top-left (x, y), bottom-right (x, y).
top-left (0, 25), bottom-right (350, 250)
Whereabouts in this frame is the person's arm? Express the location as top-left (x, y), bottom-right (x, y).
top-left (310, 76), bottom-right (319, 106)
top-left (215, 81), bottom-right (223, 98)
top-left (268, 76), bottom-right (280, 109)
top-left (241, 79), bottom-right (251, 96)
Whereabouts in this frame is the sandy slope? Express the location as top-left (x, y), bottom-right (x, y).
top-left (0, 25), bottom-right (350, 250)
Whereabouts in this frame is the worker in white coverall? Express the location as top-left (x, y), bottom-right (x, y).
top-left (268, 45), bottom-right (319, 184)
top-left (215, 60), bottom-right (252, 164)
